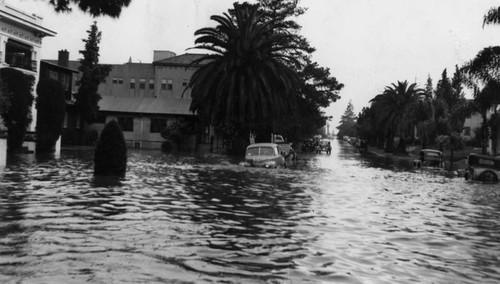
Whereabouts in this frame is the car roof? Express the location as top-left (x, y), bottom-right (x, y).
top-left (420, 149), bottom-right (442, 154)
top-left (469, 153), bottom-right (500, 160)
top-left (247, 143), bottom-right (278, 148)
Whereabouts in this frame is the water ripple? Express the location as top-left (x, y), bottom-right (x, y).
top-left (1, 143), bottom-right (500, 283)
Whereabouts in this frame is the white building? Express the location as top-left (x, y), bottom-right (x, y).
top-left (0, 0), bottom-right (56, 132)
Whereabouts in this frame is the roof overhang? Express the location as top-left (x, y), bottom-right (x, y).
top-left (0, 3), bottom-right (56, 38)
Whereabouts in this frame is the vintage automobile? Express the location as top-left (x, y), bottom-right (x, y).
top-left (464, 153), bottom-right (500, 182)
top-left (316, 139), bottom-right (332, 154)
top-left (413, 149), bottom-right (444, 169)
top-left (240, 143), bottom-right (286, 168)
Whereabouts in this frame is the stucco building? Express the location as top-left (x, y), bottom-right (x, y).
top-left (91, 51), bottom-right (204, 150)
top-left (0, 0), bottom-right (55, 152)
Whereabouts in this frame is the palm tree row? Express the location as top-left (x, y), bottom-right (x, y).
top-left (354, 6), bottom-right (500, 158)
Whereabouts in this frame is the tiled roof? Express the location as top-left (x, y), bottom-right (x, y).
top-left (99, 96), bottom-right (194, 116)
top-left (153, 53), bottom-right (209, 66)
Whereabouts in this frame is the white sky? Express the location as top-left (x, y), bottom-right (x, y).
top-left (11, 0), bottom-right (500, 130)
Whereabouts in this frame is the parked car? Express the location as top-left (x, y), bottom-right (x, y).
top-left (240, 143), bottom-right (286, 168)
top-left (316, 139), bottom-right (331, 154)
top-left (464, 153), bottom-right (500, 182)
top-left (413, 149), bottom-right (444, 169)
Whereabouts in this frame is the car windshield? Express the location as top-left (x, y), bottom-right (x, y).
top-left (468, 155), bottom-right (500, 169)
top-left (246, 148), bottom-right (259, 156)
top-left (260, 147), bottom-right (274, 156)
top-left (246, 146), bottom-right (274, 156)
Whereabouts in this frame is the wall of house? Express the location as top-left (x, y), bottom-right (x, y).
top-left (93, 115), bottom-right (196, 150)
top-left (154, 65), bottom-right (194, 99)
top-left (100, 63), bottom-right (156, 97)
top-left (1, 1), bottom-right (54, 134)
top-left (462, 113), bottom-right (483, 140)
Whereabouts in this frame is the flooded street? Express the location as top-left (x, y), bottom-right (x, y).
top-left (1, 139), bottom-right (500, 283)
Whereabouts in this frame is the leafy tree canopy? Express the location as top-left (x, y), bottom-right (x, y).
top-left (46, 0), bottom-right (131, 18)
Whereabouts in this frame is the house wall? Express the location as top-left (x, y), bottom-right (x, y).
top-left (92, 53), bottom-right (200, 150)
top-left (462, 112), bottom-right (483, 140)
top-left (0, 1), bottom-right (55, 156)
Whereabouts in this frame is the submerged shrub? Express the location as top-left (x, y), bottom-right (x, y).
top-left (36, 78), bottom-right (66, 153)
top-left (94, 120), bottom-right (127, 176)
top-left (0, 68), bottom-right (35, 152)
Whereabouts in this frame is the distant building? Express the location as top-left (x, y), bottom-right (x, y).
top-left (462, 104), bottom-right (500, 154)
top-left (93, 51), bottom-right (207, 150)
top-left (0, 0), bottom-right (55, 150)
top-left (40, 50), bottom-right (79, 145)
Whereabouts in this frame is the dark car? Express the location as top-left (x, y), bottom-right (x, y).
top-left (464, 153), bottom-right (500, 182)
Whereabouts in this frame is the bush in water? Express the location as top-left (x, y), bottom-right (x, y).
top-left (94, 120), bottom-right (127, 176)
top-left (36, 78), bottom-right (66, 153)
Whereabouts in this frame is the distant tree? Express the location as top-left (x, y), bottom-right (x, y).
top-left (75, 21), bottom-right (111, 143)
top-left (0, 68), bottom-right (35, 153)
top-left (94, 120), bottom-right (127, 176)
top-left (35, 78), bottom-right (66, 153)
top-left (462, 47), bottom-right (500, 154)
top-left (435, 133), bottom-right (464, 169)
top-left (188, 2), bottom-right (306, 153)
top-left (370, 81), bottom-right (424, 154)
top-left (434, 69), bottom-right (453, 120)
top-left (356, 106), bottom-right (377, 145)
top-left (336, 101), bottom-right (357, 139)
top-left (46, 0), bottom-right (131, 18)
top-left (415, 76), bottom-right (436, 149)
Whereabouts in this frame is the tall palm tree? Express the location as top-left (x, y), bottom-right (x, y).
top-left (462, 48), bottom-right (500, 154)
top-left (370, 81), bottom-right (424, 153)
top-left (187, 2), bottom-right (304, 146)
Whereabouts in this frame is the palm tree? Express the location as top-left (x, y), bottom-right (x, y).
top-left (484, 7), bottom-right (500, 26)
top-left (187, 2), bottom-right (305, 151)
top-left (462, 48), bottom-right (500, 154)
top-left (370, 81), bottom-right (424, 153)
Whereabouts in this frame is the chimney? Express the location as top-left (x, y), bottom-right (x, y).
top-left (58, 49), bottom-right (69, 67)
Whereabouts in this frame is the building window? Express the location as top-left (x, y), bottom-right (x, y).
top-left (118, 78), bottom-right (123, 84)
top-left (5, 39), bottom-right (34, 71)
top-left (61, 73), bottom-right (70, 91)
top-left (117, 117), bottom-right (134, 132)
top-left (149, 79), bottom-right (154, 90)
top-left (112, 78), bottom-right (118, 84)
top-left (63, 113), bottom-right (68, 129)
top-left (150, 118), bottom-right (167, 133)
top-left (161, 79), bottom-right (167, 90)
top-left (167, 79), bottom-right (173, 90)
top-left (48, 70), bottom-right (58, 80)
top-left (130, 79), bottom-right (136, 89)
top-left (139, 78), bottom-right (145, 89)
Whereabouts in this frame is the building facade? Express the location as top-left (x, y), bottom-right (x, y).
top-left (40, 50), bottom-right (79, 146)
top-left (93, 51), bottom-right (206, 150)
top-left (0, 0), bottom-right (55, 132)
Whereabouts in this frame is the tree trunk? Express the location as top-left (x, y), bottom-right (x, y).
top-left (449, 149), bottom-right (454, 170)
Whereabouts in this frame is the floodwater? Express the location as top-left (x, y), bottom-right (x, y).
top-left (1, 140), bottom-right (500, 284)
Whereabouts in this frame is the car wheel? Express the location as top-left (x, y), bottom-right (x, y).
top-left (480, 171), bottom-right (498, 182)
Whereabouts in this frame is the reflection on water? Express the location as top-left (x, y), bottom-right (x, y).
top-left (1, 141), bottom-right (500, 283)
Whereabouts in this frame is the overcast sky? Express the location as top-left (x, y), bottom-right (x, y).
top-left (12, 0), bottom-right (500, 131)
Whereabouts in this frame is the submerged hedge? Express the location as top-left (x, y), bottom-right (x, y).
top-left (94, 120), bottom-right (127, 176)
